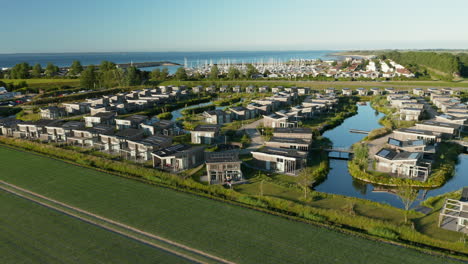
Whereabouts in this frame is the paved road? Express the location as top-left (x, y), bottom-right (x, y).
top-left (240, 119), bottom-right (264, 154)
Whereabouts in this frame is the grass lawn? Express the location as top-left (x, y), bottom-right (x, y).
top-left (0, 191), bottom-right (191, 264)
top-left (0, 146), bottom-right (462, 264)
top-left (0, 78), bottom-right (80, 88)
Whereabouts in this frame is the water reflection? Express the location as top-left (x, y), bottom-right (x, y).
top-left (315, 102), bottom-right (468, 208)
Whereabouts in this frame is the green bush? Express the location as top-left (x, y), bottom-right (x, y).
top-left (157, 112), bottom-right (173, 120)
top-left (368, 227), bottom-right (399, 240)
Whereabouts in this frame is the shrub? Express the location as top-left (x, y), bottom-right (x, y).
top-left (157, 112), bottom-right (173, 120)
top-left (368, 227), bottom-right (399, 240)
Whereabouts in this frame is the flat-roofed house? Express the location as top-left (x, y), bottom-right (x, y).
top-left (262, 114), bottom-right (296, 128)
top-left (297, 87), bottom-right (310, 95)
top-left (357, 87), bottom-right (367, 96)
top-left (370, 87), bottom-right (381, 95)
top-left (265, 137), bottom-right (311, 151)
top-left (40, 106), bottom-right (66, 120)
top-left (229, 106), bottom-right (258, 120)
top-left (273, 127), bottom-right (313, 140)
top-left (63, 102), bottom-right (91, 115)
top-left (259, 86), bottom-right (269, 93)
top-left (151, 144), bottom-right (205, 172)
top-left (115, 115), bottom-right (148, 130)
top-left (415, 120), bottom-right (461, 138)
top-left (251, 147), bottom-right (308, 175)
top-left (232, 85), bottom-right (241, 93)
top-left (96, 128), bottom-right (144, 153)
top-left (435, 114), bottom-right (467, 132)
top-left (141, 120), bottom-right (177, 136)
top-left (342, 88), bottom-right (352, 96)
top-left (400, 108), bottom-right (422, 121)
top-left (41, 121), bottom-right (84, 142)
top-left (0, 117), bottom-right (22, 136)
top-left (413, 88), bottom-right (425, 96)
top-left (325, 87), bottom-right (335, 94)
top-left (247, 103), bottom-right (270, 115)
top-left (15, 120), bottom-right (59, 139)
top-left (191, 124), bottom-right (221, 144)
top-left (374, 148), bottom-right (430, 180)
top-left (386, 137), bottom-right (431, 153)
top-left (385, 87), bottom-right (396, 94)
top-left (203, 110), bottom-right (231, 124)
top-left (67, 124), bottom-right (114, 147)
top-left (123, 135), bottom-right (172, 161)
top-left (84, 112), bottom-right (116, 127)
top-left (204, 151), bottom-right (243, 185)
top-left (393, 128), bottom-right (440, 144)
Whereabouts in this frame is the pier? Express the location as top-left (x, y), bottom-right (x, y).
top-left (349, 129), bottom-right (370, 134)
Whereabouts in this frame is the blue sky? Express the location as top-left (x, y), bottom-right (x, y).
top-left (1, 0), bottom-right (467, 53)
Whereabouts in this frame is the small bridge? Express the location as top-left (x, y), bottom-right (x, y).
top-left (324, 147), bottom-right (354, 153)
top-left (349, 129), bottom-right (370, 134)
top-left (325, 147), bottom-right (354, 160)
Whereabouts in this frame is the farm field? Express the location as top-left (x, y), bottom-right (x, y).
top-left (0, 191), bottom-right (191, 264)
top-left (0, 146), bottom-right (464, 264)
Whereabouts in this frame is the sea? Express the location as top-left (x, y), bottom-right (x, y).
top-left (0, 51), bottom-right (340, 74)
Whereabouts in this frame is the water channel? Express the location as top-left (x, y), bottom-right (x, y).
top-left (315, 102), bottom-right (468, 208)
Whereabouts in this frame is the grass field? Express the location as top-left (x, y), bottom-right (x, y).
top-left (0, 146), bottom-right (464, 264)
top-left (0, 78), bottom-right (80, 88)
top-left (0, 191), bottom-right (191, 264)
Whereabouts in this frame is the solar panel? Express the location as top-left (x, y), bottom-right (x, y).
top-left (388, 138), bottom-right (401, 146)
top-left (412, 140), bottom-right (424, 146)
top-left (409, 153), bottom-right (419, 159)
top-left (378, 149), bottom-right (390, 157)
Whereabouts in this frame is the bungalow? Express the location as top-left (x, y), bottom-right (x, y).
top-left (385, 87), bottom-right (396, 94)
top-left (370, 87), bottom-right (382, 95)
top-left (191, 124), bottom-right (221, 144)
top-left (41, 121), bottom-right (84, 142)
top-left (123, 135), bottom-right (172, 161)
top-left (435, 114), bottom-right (467, 131)
top-left (342, 88), bottom-right (352, 96)
top-left (0, 117), bottom-right (22, 136)
top-left (84, 111), bottom-right (116, 127)
top-left (273, 127), bottom-right (313, 140)
top-left (67, 124), bottom-right (114, 147)
top-left (265, 136), bottom-right (311, 151)
top-left (386, 138), bottom-right (430, 153)
top-left (141, 120), bottom-right (177, 136)
top-left (40, 106), bottom-right (66, 120)
top-left (151, 144), bottom-right (205, 172)
top-left (205, 151), bottom-right (243, 185)
top-left (262, 114), bottom-right (296, 128)
top-left (357, 87), bottom-right (367, 96)
top-left (229, 106), bottom-right (258, 120)
top-left (374, 148), bottom-right (430, 180)
top-left (89, 105), bottom-right (113, 116)
top-left (297, 87), bottom-right (310, 95)
top-left (413, 88), bottom-right (425, 96)
top-left (259, 86), bottom-right (269, 93)
top-left (245, 85), bottom-right (255, 93)
top-left (191, 86), bottom-right (202, 93)
top-left (96, 128), bottom-right (144, 153)
top-left (251, 147), bottom-right (308, 175)
top-left (415, 120), bottom-right (461, 138)
top-left (325, 87), bottom-right (335, 94)
top-left (63, 102), bottom-right (91, 115)
top-left (115, 114), bottom-right (148, 130)
top-left (271, 86), bottom-right (283, 93)
top-left (247, 103), bottom-right (270, 115)
top-left (393, 128), bottom-right (440, 144)
top-left (232, 85), bottom-right (242, 93)
top-left (203, 110), bottom-right (231, 124)
top-left (219, 85), bottom-right (229, 93)
top-left (14, 120), bottom-right (59, 139)
top-left (399, 108), bottom-right (422, 121)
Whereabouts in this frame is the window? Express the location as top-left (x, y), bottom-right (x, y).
top-left (277, 158), bottom-right (283, 163)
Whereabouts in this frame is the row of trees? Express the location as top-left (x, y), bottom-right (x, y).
top-left (4, 61), bottom-right (85, 79)
top-left (80, 61), bottom-right (147, 89)
top-left (381, 51), bottom-right (464, 78)
top-left (155, 64), bottom-right (261, 81)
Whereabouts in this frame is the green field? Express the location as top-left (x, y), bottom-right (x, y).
top-left (0, 191), bottom-right (191, 264)
top-left (0, 146), bottom-right (463, 264)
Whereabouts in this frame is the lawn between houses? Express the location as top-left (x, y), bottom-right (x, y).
top-left (0, 191), bottom-right (192, 264)
top-left (0, 146), bottom-right (465, 264)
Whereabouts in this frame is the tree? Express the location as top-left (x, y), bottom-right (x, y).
top-left (227, 66), bottom-right (240, 79)
top-left (31, 64), bottom-right (42, 78)
top-left (396, 184), bottom-right (418, 224)
top-left (69, 60), bottom-right (83, 76)
top-left (126, 66), bottom-right (141, 86)
top-left (331, 61), bottom-right (338, 66)
top-left (151, 68), bottom-right (162, 80)
top-left (161, 68), bottom-right (169, 80)
top-left (45, 63), bottom-right (59, 77)
top-left (175, 67), bottom-right (187, 80)
top-left (245, 64), bottom-right (258, 78)
top-left (99, 61), bottom-right (116, 72)
top-left (352, 143), bottom-right (369, 169)
top-left (80, 65), bottom-right (98, 89)
top-left (210, 65), bottom-right (219, 79)
top-left (10, 62), bottom-right (31, 79)
top-left (297, 167), bottom-right (316, 199)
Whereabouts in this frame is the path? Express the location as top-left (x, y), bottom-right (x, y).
top-left (240, 119), bottom-right (264, 154)
top-left (0, 180), bottom-right (235, 264)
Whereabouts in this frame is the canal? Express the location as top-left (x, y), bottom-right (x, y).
top-left (315, 102), bottom-right (468, 208)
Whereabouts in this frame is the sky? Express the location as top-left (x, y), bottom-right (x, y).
top-left (1, 0), bottom-right (468, 53)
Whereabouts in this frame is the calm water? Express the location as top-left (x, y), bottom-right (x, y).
top-left (315, 103), bottom-right (468, 208)
top-left (0, 50), bottom-right (340, 73)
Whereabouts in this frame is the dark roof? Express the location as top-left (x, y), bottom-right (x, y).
top-left (418, 120), bottom-right (460, 129)
top-left (205, 110), bottom-right (227, 116)
top-left (118, 115), bottom-right (147, 122)
top-left (388, 138), bottom-right (424, 148)
top-left (152, 144), bottom-right (192, 157)
top-left (461, 187), bottom-right (468, 202)
top-left (376, 148), bottom-right (421, 160)
top-left (268, 137), bottom-right (311, 144)
top-left (254, 147), bottom-right (308, 159)
top-left (229, 106), bottom-right (248, 112)
top-left (92, 111), bottom-right (116, 118)
top-left (115, 128), bottom-right (143, 138)
top-left (395, 128), bottom-right (437, 136)
top-left (273, 127), bottom-right (313, 134)
top-left (206, 151), bottom-right (240, 163)
top-left (193, 124), bottom-right (220, 132)
top-left (376, 148), bottom-right (398, 160)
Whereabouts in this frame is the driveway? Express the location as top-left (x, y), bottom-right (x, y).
top-left (240, 119), bottom-right (264, 154)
